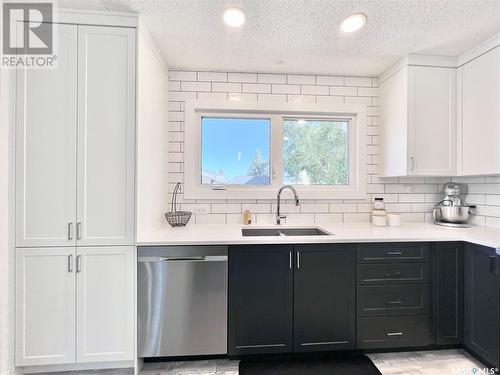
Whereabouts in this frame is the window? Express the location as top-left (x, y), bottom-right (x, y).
top-left (201, 117), bottom-right (271, 185)
top-left (283, 119), bottom-right (349, 185)
top-left (184, 101), bottom-right (367, 199)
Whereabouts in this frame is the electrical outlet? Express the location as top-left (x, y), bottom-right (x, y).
top-left (194, 207), bottom-right (207, 214)
top-left (405, 184), bottom-right (414, 193)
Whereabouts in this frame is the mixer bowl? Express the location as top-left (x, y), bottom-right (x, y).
top-left (433, 206), bottom-right (470, 223)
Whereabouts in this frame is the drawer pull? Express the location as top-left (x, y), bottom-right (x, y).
top-left (386, 332), bottom-right (403, 336)
top-left (386, 299), bottom-right (403, 305)
top-left (386, 251), bottom-right (403, 255)
top-left (385, 272), bottom-right (402, 278)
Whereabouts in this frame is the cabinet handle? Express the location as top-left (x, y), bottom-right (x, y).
top-left (386, 299), bottom-right (403, 305)
top-left (297, 252), bottom-right (300, 269)
top-left (289, 251), bottom-right (292, 270)
top-left (410, 157), bottom-right (415, 171)
top-left (490, 256), bottom-right (498, 274)
top-left (76, 222), bottom-right (82, 240)
top-left (76, 255), bottom-right (82, 273)
top-left (67, 223), bottom-right (73, 240)
top-left (385, 272), bottom-right (402, 278)
top-left (68, 254), bottom-right (73, 272)
top-left (386, 332), bottom-right (403, 336)
top-left (386, 251), bottom-right (403, 256)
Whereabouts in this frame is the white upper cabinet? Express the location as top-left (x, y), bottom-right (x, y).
top-left (76, 26), bottom-right (136, 246)
top-left (460, 45), bottom-right (500, 176)
top-left (76, 246), bottom-right (134, 362)
top-left (408, 67), bottom-right (456, 175)
top-left (379, 61), bottom-right (457, 177)
top-left (15, 248), bottom-right (76, 366)
top-left (15, 24), bottom-right (78, 247)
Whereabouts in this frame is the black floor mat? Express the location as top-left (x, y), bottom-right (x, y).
top-left (239, 354), bottom-right (382, 375)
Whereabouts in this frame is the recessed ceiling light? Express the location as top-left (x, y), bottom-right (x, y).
top-left (223, 7), bottom-right (246, 27)
top-left (340, 13), bottom-right (367, 33)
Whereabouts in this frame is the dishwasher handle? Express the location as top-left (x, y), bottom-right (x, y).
top-left (138, 255), bottom-right (227, 263)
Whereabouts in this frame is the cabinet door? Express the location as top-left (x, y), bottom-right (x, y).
top-left (76, 26), bottom-right (136, 246)
top-left (76, 246), bottom-right (134, 362)
top-left (408, 66), bottom-right (457, 175)
top-left (15, 24), bottom-right (77, 247)
top-left (294, 244), bottom-right (355, 352)
top-left (15, 248), bottom-right (76, 366)
top-left (464, 243), bottom-right (499, 368)
top-left (228, 245), bottom-right (293, 355)
top-left (461, 46), bottom-right (500, 175)
top-left (435, 242), bottom-right (463, 345)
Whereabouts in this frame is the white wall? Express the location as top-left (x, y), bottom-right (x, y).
top-left (136, 26), bottom-right (171, 240)
top-left (167, 69), bottom-right (500, 229)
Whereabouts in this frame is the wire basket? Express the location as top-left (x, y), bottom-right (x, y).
top-left (165, 183), bottom-right (192, 227)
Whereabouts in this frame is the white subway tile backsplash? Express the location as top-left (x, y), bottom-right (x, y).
top-left (330, 86), bottom-right (357, 96)
top-left (301, 85), bottom-right (329, 95)
top-left (258, 93), bottom-right (287, 103)
top-left (212, 82), bottom-right (241, 92)
top-left (197, 92), bottom-right (227, 100)
top-left (345, 76), bottom-right (372, 87)
top-left (272, 84), bottom-right (300, 95)
top-left (288, 95), bottom-right (316, 104)
top-left (198, 71), bottom-right (227, 82)
top-left (316, 95), bottom-right (343, 105)
top-left (169, 70), bottom-right (196, 81)
top-left (167, 69), bottom-right (500, 228)
top-left (257, 73), bottom-right (286, 84)
top-left (228, 92), bottom-right (258, 102)
top-left (242, 83), bottom-right (271, 93)
top-left (287, 74), bottom-right (315, 84)
top-left (357, 87), bottom-right (379, 97)
top-left (181, 81), bottom-right (211, 92)
top-left (228, 72), bottom-right (258, 83)
top-left (316, 75), bottom-right (344, 86)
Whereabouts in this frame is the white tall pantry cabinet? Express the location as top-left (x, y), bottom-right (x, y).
top-left (15, 12), bottom-right (136, 370)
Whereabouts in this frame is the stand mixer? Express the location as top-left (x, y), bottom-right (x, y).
top-left (433, 183), bottom-right (471, 228)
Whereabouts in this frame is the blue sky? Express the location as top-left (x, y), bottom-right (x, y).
top-left (201, 118), bottom-right (270, 179)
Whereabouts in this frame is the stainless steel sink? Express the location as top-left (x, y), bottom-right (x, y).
top-left (241, 227), bottom-right (331, 237)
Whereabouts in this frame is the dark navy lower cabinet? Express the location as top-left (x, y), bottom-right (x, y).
top-left (464, 243), bottom-right (500, 368)
top-left (228, 245), bottom-right (293, 355)
top-left (435, 242), bottom-right (464, 345)
top-left (228, 241), bottom-right (500, 363)
top-left (293, 244), bottom-right (355, 352)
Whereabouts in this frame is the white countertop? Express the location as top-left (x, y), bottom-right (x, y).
top-left (137, 223), bottom-right (500, 252)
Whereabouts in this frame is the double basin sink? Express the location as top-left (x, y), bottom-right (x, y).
top-left (242, 227), bottom-right (331, 237)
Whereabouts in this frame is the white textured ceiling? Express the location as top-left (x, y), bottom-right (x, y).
top-left (57, 0), bottom-right (500, 76)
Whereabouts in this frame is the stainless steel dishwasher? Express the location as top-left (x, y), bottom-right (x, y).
top-left (137, 246), bottom-right (228, 357)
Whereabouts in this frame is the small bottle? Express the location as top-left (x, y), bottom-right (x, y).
top-left (372, 197), bottom-right (387, 226)
top-left (373, 197), bottom-right (385, 210)
top-left (243, 210), bottom-right (252, 225)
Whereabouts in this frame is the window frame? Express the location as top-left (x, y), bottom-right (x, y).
top-left (184, 100), bottom-right (367, 200)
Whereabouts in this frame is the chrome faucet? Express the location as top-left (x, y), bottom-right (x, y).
top-left (276, 185), bottom-right (300, 225)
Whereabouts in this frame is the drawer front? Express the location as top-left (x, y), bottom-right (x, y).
top-left (357, 316), bottom-right (431, 349)
top-left (356, 243), bottom-right (429, 263)
top-left (356, 263), bottom-right (429, 285)
top-left (357, 285), bottom-right (429, 317)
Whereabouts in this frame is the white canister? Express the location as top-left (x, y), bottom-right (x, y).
top-left (372, 215), bottom-right (387, 227)
top-left (387, 213), bottom-right (402, 227)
